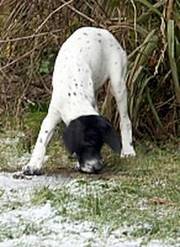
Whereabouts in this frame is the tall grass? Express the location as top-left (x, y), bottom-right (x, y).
top-left (0, 0), bottom-right (179, 139)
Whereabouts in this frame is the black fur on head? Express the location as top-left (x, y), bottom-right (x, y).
top-left (63, 115), bottom-right (121, 173)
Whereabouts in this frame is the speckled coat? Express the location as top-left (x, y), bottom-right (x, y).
top-left (22, 27), bottom-right (135, 175)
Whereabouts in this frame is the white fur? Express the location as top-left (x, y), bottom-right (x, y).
top-left (23, 27), bottom-right (135, 174)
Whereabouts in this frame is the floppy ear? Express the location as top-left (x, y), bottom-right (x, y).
top-left (99, 117), bottom-right (121, 153)
top-left (62, 120), bottom-right (83, 155)
top-left (103, 125), bottom-right (121, 153)
top-left (63, 126), bottom-right (75, 154)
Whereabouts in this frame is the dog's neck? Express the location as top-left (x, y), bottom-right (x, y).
top-left (61, 103), bottom-right (99, 125)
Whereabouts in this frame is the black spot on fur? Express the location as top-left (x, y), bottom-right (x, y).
top-left (86, 40), bottom-right (90, 44)
top-left (73, 92), bottom-right (77, 96)
top-left (45, 130), bottom-right (48, 134)
top-left (97, 33), bottom-right (102, 36)
top-left (68, 93), bottom-right (71, 96)
top-left (39, 138), bottom-right (43, 143)
top-left (75, 83), bottom-right (78, 87)
top-left (83, 32), bottom-right (88, 36)
top-left (98, 40), bottom-right (102, 43)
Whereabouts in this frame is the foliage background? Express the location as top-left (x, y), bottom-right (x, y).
top-left (0, 0), bottom-right (179, 140)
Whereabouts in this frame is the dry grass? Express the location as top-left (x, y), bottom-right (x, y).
top-left (0, 0), bottom-right (179, 139)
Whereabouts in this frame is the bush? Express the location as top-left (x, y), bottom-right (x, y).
top-left (0, 0), bottom-right (179, 139)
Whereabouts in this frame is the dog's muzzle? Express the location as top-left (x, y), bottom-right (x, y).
top-left (75, 159), bottom-right (104, 174)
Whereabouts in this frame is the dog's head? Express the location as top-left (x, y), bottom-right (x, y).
top-left (63, 115), bottom-right (121, 173)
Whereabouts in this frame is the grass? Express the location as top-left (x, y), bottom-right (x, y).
top-left (0, 218), bottom-right (43, 241)
top-left (0, 114), bottom-right (179, 244)
top-left (0, 189), bottom-right (4, 198)
top-left (32, 142), bottom-right (180, 243)
top-left (0, 130), bottom-right (28, 172)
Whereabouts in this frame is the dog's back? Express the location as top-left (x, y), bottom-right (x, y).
top-left (52, 27), bottom-right (127, 124)
top-left (22, 27), bottom-right (135, 176)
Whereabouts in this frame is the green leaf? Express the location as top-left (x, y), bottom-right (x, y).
top-left (167, 20), bottom-right (180, 105)
top-left (136, 0), bottom-right (162, 17)
top-left (39, 60), bottom-right (50, 74)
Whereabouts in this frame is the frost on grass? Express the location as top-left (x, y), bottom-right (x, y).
top-left (0, 131), bottom-right (30, 171)
top-left (32, 179), bottom-right (179, 246)
top-left (0, 131), bottom-right (179, 246)
top-left (0, 173), bottom-right (178, 247)
top-left (0, 173), bottom-right (136, 247)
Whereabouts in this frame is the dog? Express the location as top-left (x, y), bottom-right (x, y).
top-left (22, 27), bottom-right (135, 175)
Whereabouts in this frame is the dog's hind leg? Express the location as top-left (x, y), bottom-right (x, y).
top-left (109, 50), bottom-right (136, 157)
top-left (22, 101), bottom-right (61, 175)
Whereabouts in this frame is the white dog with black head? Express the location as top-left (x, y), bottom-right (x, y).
top-left (22, 27), bottom-right (136, 175)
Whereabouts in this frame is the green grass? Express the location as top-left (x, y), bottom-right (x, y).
top-left (0, 114), bottom-right (179, 243)
top-left (32, 143), bottom-right (180, 242)
top-left (0, 111), bottom-right (66, 172)
top-left (0, 189), bottom-right (4, 198)
top-left (0, 130), bottom-right (27, 172)
top-left (0, 219), bottom-right (43, 241)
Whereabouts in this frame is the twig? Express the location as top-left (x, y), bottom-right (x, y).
top-left (92, 0), bottom-right (109, 19)
top-left (0, 41), bottom-right (46, 71)
top-left (0, 0), bottom-right (6, 7)
top-left (60, 0), bottom-right (106, 28)
top-left (0, 29), bottom-right (62, 43)
top-left (35, 0), bottom-right (74, 33)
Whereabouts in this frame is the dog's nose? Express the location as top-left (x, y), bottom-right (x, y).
top-left (80, 159), bottom-right (104, 174)
top-left (92, 160), bottom-right (103, 173)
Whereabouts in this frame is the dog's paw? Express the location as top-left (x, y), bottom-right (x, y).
top-left (22, 163), bottom-right (43, 176)
top-left (121, 147), bottom-right (136, 158)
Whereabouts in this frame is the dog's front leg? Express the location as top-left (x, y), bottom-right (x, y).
top-left (116, 88), bottom-right (136, 157)
top-left (22, 109), bottom-right (61, 175)
top-left (111, 80), bottom-right (136, 157)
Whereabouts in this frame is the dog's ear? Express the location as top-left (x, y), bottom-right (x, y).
top-left (63, 120), bottom-right (83, 154)
top-left (99, 117), bottom-right (121, 153)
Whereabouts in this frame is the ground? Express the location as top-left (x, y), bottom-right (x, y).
top-left (0, 114), bottom-right (179, 246)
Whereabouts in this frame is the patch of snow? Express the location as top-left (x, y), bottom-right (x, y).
top-left (0, 132), bottom-right (29, 169)
top-left (137, 199), bottom-right (149, 210)
top-left (0, 173), bottom-right (178, 247)
top-left (0, 131), bottom-right (25, 145)
top-left (0, 172), bottom-right (69, 191)
top-left (65, 178), bottom-right (117, 198)
top-left (15, 152), bottom-right (32, 167)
